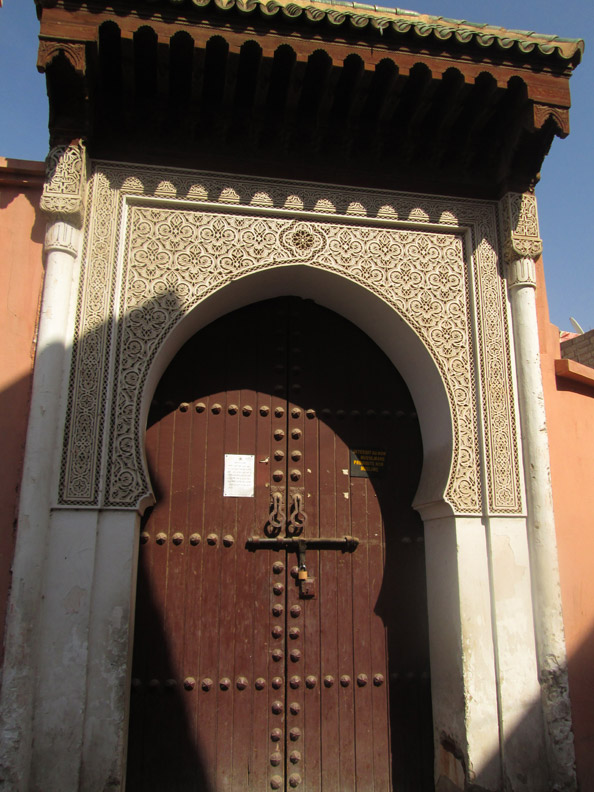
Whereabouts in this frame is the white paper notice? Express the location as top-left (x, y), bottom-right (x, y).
top-left (223, 454), bottom-right (255, 497)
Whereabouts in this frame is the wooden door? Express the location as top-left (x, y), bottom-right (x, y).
top-left (126, 298), bottom-right (433, 792)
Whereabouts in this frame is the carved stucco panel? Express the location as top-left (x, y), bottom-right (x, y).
top-left (105, 208), bottom-right (479, 510)
top-left (59, 171), bottom-right (120, 504)
top-left (40, 142), bottom-right (87, 226)
top-left (59, 163), bottom-right (522, 516)
top-left (472, 218), bottom-right (522, 512)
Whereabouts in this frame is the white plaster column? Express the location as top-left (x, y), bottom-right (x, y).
top-left (486, 516), bottom-right (547, 790)
top-left (423, 514), bottom-right (501, 791)
top-left (499, 192), bottom-right (576, 792)
top-left (0, 143), bottom-right (86, 791)
top-left (28, 509), bottom-right (139, 792)
top-left (80, 510), bottom-right (140, 792)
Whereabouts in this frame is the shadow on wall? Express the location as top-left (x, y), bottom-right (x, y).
top-left (127, 474), bottom-right (594, 792)
top-left (127, 558), bottom-right (214, 792)
top-left (566, 624), bottom-right (594, 787)
top-left (0, 375), bottom-right (37, 670)
top-left (2, 284), bottom-right (594, 792)
top-left (430, 610), bottom-right (594, 791)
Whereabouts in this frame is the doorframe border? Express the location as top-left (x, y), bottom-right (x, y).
top-left (62, 161), bottom-right (523, 520)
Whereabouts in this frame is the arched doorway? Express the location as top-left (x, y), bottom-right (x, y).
top-left (127, 297), bottom-right (433, 791)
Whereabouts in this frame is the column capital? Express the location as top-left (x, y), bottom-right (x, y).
top-left (498, 192), bottom-right (543, 287)
top-left (44, 220), bottom-right (80, 258)
top-left (506, 257), bottom-right (537, 289)
top-left (40, 140), bottom-right (88, 228)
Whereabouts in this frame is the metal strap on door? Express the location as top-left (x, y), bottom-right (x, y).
top-left (247, 503), bottom-right (359, 599)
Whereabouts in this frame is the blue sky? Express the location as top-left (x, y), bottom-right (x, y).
top-left (0, 0), bottom-right (591, 330)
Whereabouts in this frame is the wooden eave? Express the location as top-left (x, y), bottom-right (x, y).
top-left (35, 0), bottom-right (583, 198)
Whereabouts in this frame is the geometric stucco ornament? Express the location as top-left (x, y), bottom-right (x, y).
top-left (106, 207), bottom-right (481, 512)
top-left (499, 192), bottom-right (543, 287)
top-left (40, 140), bottom-right (87, 227)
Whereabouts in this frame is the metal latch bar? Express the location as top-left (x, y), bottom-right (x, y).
top-left (246, 536), bottom-right (359, 552)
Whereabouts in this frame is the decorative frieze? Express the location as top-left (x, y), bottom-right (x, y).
top-left (472, 214), bottom-right (522, 512)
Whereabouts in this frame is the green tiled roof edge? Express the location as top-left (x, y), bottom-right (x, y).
top-left (35, 0), bottom-right (584, 64)
top-left (151, 0), bottom-right (585, 63)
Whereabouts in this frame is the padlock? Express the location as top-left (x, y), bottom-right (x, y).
top-left (298, 565), bottom-right (308, 581)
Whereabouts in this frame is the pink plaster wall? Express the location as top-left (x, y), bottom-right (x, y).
top-left (536, 256), bottom-right (594, 790)
top-left (0, 159), bottom-right (45, 665)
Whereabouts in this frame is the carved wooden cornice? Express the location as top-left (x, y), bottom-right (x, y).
top-left (532, 104), bottom-right (571, 138)
top-left (34, 0), bottom-right (582, 197)
top-left (37, 39), bottom-right (86, 75)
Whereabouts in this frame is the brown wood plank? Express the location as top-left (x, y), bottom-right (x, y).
top-left (318, 418), bottom-right (342, 792)
top-left (184, 391), bottom-right (208, 790)
top-left (251, 305), bottom-right (284, 791)
top-left (196, 377), bottom-right (226, 784)
top-left (336, 434), bottom-right (358, 792)
top-left (346, 325), bottom-right (377, 792)
top-left (351, 475), bottom-right (375, 791)
top-left (367, 473), bottom-right (392, 792)
top-left (231, 319), bottom-right (260, 790)
top-left (168, 405), bottom-right (192, 678)
top-left (356, 333), bottom-right (393, 792)
top-left (292, 301), bottom-right (321, 792)
top-left (215, 332), bottom-right (242, 790)
top-left (322, 311), bottom-right (358, 792)
top-left (269, 302), bottom-right (289, 792)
